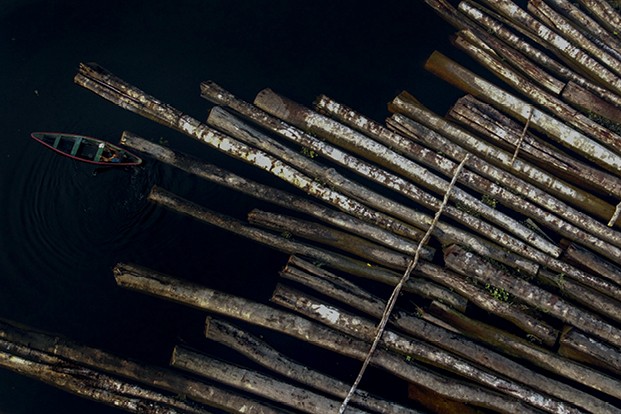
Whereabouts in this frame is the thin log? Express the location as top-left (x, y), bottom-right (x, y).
top-left (316, 94), bottom-right (621, 264)
top-left (429, 300), bottom-right (621, 407)
top-left (121, 131), bottom-right (427, 258)
top-left (254, 88), bottom-right (561, 258)
top-left (113, 263), bottom-right (539, 414)
top-left (453, 28), bottom-right (621, 161)
top-left (0, 339), bottom-right (211, 414)
top-left (200, 81), bottom-right (541, 276)
top-left (282, 255), bottom-right (468, 314)
top-left (248, 209), bottom-right (416, 269)
top-left (561, 82), bottom-right (621, 131)
top-left (407, 383), bottom-right (480, 414)
top-left (423, 50), bottom-right (621, 178)
top-left (204, 318), bottom-right (421, 414)
top-left (280, 258), bottom-right (612, 414)
top-left (272, 284), bottom-right (585, 414)
top-left (561, 240), bottom-right (621, 287)
top-left (386, 112), bottom-right (621, 301)
top-left (147, 185), bottom-right (472, 305)
top-left (577, 0), bottom-right (621, 38)
top-left (171, 346), bottom-right (371, 414)
top-left (0, 319), bottom-right (277, 414)
top-left (457, 0), bottom-right (621, 107)
top-left (559, 327), bottom-right (621, 377)
top-left (444, 244), bottom-right (621, 349)
top-left (447, 94), bottom-right (621, 199)
top-left (528, 0), bottom-right (621, 78)
top-left (480, 0), bottom-right (621, 95)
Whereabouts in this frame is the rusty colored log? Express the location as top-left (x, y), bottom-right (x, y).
top-left (559, 327), bottom-right (621, 377)
top-left (272, 284), bottom-right (584, 414)
top-left (447, 94), bottom-right (621, 199)
top-left (429, 300), bottom-right (621, 408)
top-left (561, 240), bottom-right (621, 287)
top-left (561, 82), bottom-right (621, 132)
top-left (204, 318), bottom-right (422, 414)
top-left (577, 0), bottom-right (621, 38)
top-left (423, 51), bottom-right (621, 178)
top-left (113, 263), bottom-right (537, 414)
top-left (254, 88), bottom-right (560, 258)
top-left (444, 244), bottom-right (621, 349)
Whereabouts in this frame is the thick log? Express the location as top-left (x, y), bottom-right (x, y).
top-left (423, 51), bottom-right (621, 177)
top-left (0, 339), bottom-right (211, 414)
top-left (561, 240), bottom-right (621, 287)
top-left (444, 244), bottom-right (621, 350)
top-left (113, 263), bottom-right (538, 414)
top-left (480, 0), bottom-right (621, 95)
top-left (121, 132), bottom-right (427, 258)
top-left (200, 81), bottom-right (541, 276)
top-left (457, 0), bottom-right (621, 107)
top-left (528, 0), bottom-right (621, 77)
top-left (248, 209), bottom-right (416, 269)
top-left (171, 346), bottom-right (371, 414)
top-left (559, 327), bottom-right (621, 377)
top-left (429, 300), bottom-right (621, 408)
top-left (407, 383), bottom-right (479, 414)
top-left (316, 94), bottom-right (621, 264)
top-left (204, 318), bottom-right (420, 414)
top-left (561, 82), bottom-right (621, 131)
top-left (280, 258), bottom-right (612, 414)
top-left (272, 284), bottom-right (585, 414)
top-left (447, 94), bottom-right (621, 199)
top-left (453, 28), bottom-right (621, 160)
top-left (146, 185), bottom-right (465, 303)
top-left (254, 88), bottom-right (560, 258)
top-left (577, 0), bottom-right (621, 38)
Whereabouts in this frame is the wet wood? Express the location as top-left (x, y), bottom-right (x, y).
top-left (429, 301), bottom-right (621, 408)
top-left (447, 94), bottom-right (621, 199)
top-left (559, 327), bottom-right (621, 377)
top-left (113, 262), bottom-right (537, 414)
top-left (561, 82), bottom-right (621, 131)
top-left (423, 51), bottom-right (621, 178)
top-left (204, 318), bottom-right (420, 414)
top-left (254, 88), bottom-right (560, 258)
top-left (272, 284), bottom-right (585, 414)
top-left (561, 240), bottom-right (621, 287)
top-left (444, 244), bottom-right (621, 349)
top-left (171, 346), bottom-right (371, 414)
top-left (121, 132), bottom-right (427, 258)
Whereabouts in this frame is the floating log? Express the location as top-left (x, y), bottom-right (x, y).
top-left (121, 132), bottom-right (428, 258)
top-left (113, 262), bottom-right (537, 414)
top-left (444, 244), bottom-right (621, 350)
top-left (561, 240), bottom-right (621, 287)
top-left (279, 259), bottom-right (611, 414)
top-left (429, 300), bottom-right (621, 408)
top-left (0, 319), bottom-right (275, 414)
top-left (559, 327), bottom-right (621, 377)
top-left (171, 346), bottom-right (371, 414)
top-left (272, 284), bottom-right (585, 414)
top-left (253, 88), bottom-right (560, 258)
top-left (201, 81), bottom-right (543, 276)
top-left (204, 317), bottom-right (421, 414)
top-left (423, 51), bottom-right (621, 177)
top-left (447, 94), bottom-right (621, 199)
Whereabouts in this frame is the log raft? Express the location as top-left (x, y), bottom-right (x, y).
top-left (5, 1), bottom-right (621, 412)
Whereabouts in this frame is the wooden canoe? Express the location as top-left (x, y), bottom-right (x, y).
top-left (31, 132), bottom-right (142, 166)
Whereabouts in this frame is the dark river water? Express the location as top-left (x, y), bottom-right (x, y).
top-left (0, 1), bottom-right (460, 412)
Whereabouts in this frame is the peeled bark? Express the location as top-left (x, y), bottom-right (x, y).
top-left (561, 82), bottom-right (621, 131)
top-left (561, 240), bottom-right (621, 287)
top-left (559, 327), bottom-right (621, 377)
top-left (444, 244), bottom-right (621, 349)
top-left (576, 0), bottom-right (621, 39)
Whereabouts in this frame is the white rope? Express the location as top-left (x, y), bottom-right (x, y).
top-left (608, 201), bottom-right (621, 227)
top-left (511, 107), bottom-right (533, 165)
top-left (337, 154), bottom-right (471, 413)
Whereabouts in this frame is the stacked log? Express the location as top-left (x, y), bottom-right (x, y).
top-left (4, 1), bottom-right (621, 412)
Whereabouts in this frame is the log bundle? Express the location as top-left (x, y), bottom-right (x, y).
top-left (3, 1), bottom-right (621, 412)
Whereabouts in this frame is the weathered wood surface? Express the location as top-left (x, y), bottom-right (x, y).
top-left (423, 51), bottom-right (621, 177)
top-left (113, 263), bottom-right (538, 414)
top-left (204, 317), bottom-right (421, 414)
top-left (559, 327), bottom-right (621, 377)
top-left (444, 245), bottom-right (621, 350)
top-left (577, 0), bottom-right (621, 39)
top-left (561, 240), bottom-right (621, 287)
top-left (561, 82), bottom-right (621, 131)
top-left (171, 346), bottom-right (372, 414)
top-left (254, 87), bottom-right (560, 258)
top-left (121, 132), bottom-right (429, 258)
top-left (277, 263), bottom-right (613, 414)
top-left (272, 284), bottom-right (586, 414)
top-left (0, 320), bottom-right (276, 414)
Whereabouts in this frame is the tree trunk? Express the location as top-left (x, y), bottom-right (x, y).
top-left (576, 0), bottom-right (621, 39)
top-left (561, 82), bottom-right (621, 132)
top-left (559, 327), bottom-right (621, 377)
top-left (561, 240), bottom-right (621, 287)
